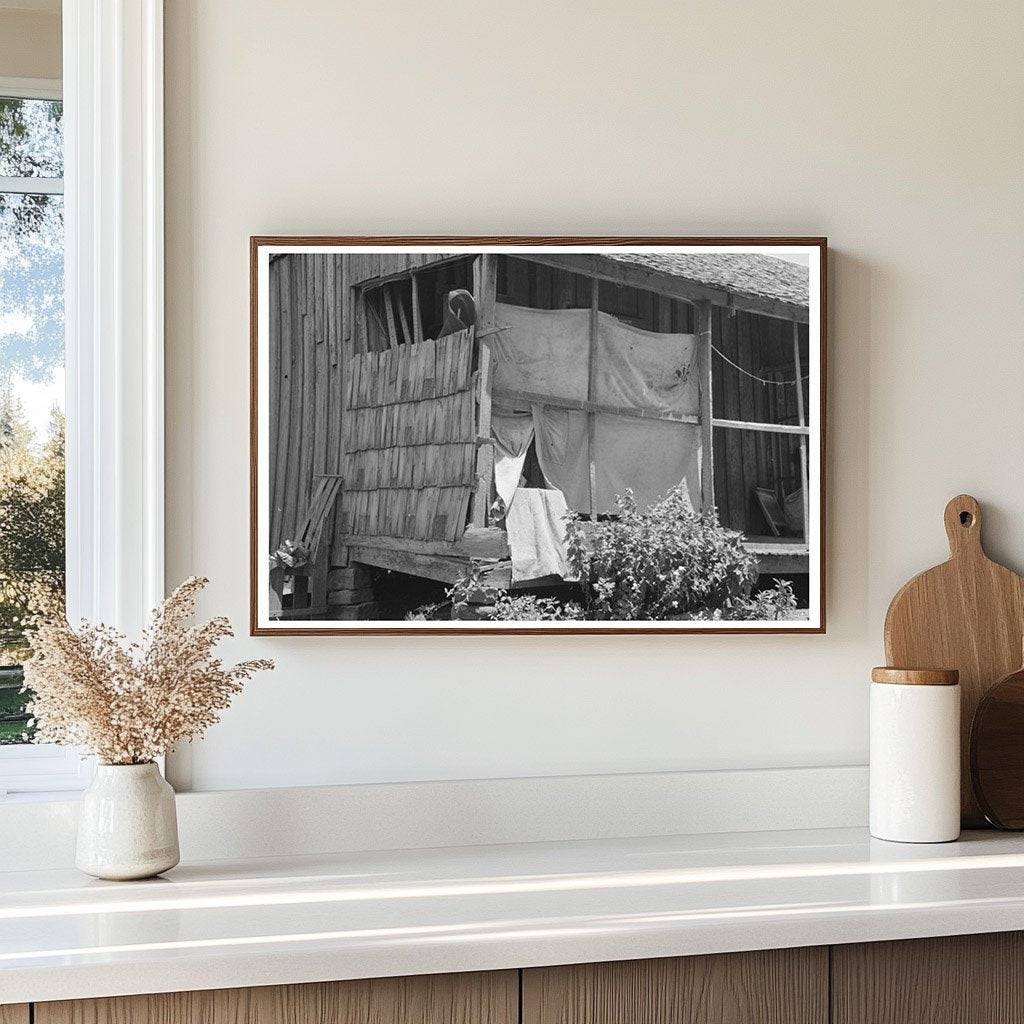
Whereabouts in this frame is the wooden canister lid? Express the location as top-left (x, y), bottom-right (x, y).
top-left (871, 666), bottom-right (959, 686)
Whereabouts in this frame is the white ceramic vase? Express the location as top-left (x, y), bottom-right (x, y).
top-left (76, 762), bottom-right (180, 880)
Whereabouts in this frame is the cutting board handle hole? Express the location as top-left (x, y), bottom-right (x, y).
top-left (944, 494), bottom-right (982, 555)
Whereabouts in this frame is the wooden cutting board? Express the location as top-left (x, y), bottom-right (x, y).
top-left (884, 494), bottom-right (1024, 826)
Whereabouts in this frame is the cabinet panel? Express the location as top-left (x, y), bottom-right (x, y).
top-left (36, 971), bottom-right (517, 1024)
top-left (522, 948), bottom-right (828, 1024)
top-left (832, 932), bottom-right (1024, 1024)
top-left (0, 1006), bottom-right (29, 1024)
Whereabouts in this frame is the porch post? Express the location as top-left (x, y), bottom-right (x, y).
top-left (587, 278), bottom-right (599, 520)
top-left (792, 322), bottom-right (810, 542)
top-left (696, 301), bottom-right (714, 513)
top-left (471, 254), bottom-right (497, 526)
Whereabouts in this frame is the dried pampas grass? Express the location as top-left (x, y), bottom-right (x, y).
top-left (23, 576), bottom-right (273, 765)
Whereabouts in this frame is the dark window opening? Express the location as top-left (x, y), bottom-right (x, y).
top-left (710, 307), bottom-right (810, 540)
top-left (520, 438), bottom-right (547, 489)
top-left (496, 255), bottom-right (694, 333)
top-left (361, 257), bottom-right (474, 352)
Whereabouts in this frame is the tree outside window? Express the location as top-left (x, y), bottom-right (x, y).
top-left (0, 95), bottom-right (65, 744)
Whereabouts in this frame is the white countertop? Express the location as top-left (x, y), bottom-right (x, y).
top-left (4, 826), bottom-right (1024, 1004)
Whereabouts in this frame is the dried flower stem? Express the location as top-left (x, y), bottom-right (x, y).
top-left (23, 577), bottom-right (273, 765)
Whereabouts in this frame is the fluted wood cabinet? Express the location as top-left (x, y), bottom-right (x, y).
top-left (522, 948), bottom-right (827, 1024)
top-left (19, 933), bottom-right (1024, 1024)
top-left (832, 932), bottom-right (1024, 1024)
top-left (33, 972), bottom-right (517, 1024)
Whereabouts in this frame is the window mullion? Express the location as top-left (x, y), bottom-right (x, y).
top-left (0, 175), bottom-right (64, 196)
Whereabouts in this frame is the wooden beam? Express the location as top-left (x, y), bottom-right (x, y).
top-left (348, 544), bottom-right (470, 585)
top-left (411, 273), bottom-right (424, 344)
top-left (712, 417), bottom-right (810, 436)
top-left (335, 530), bottom-right (508, 560)
top-left (382, 286), bottom-right (400, 349)
top-left (743, 539), bottom-right (810, 555)
top-left (587, 278), bottom-right (599, 520)
top-left (792, 321), bottom-right (810, 542)
top-left (696, 301), bottom-right (714, 512)
top-left (491, 386), bottom-right (699, 426)
top-left (352, 267), bottom-right (368, 354)
top-left (749, 549), bottom-right (811, 573)
top-left (395, 287), bottom-right (413, 345)
top-left (472, 254), bottom-right (497, 526)
top-left (744, 537), bottom-right (811, 573)
top-left (517, 252), bottom-right (809, 324)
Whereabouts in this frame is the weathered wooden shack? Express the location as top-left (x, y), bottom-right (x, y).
top-left (267, 249), bottom-right (812, 619)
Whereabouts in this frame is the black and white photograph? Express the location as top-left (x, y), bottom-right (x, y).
top-left (251, 240), bottom-right (825, 633)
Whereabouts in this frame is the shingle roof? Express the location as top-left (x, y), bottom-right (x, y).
top-left (602, 252), bottom-right (810, 309)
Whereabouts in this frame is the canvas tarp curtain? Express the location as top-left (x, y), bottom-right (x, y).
top-left (504, 487), bottom-right (573, 581)
top-left (490, 301), bottom-right (701, 515)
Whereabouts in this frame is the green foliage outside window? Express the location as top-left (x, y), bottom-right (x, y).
top-left (0, 399), bottom-right (65, 743)
top-left (0, 95), bottom-right (66, 744)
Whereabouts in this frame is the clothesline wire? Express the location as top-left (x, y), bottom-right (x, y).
top-left (712, 345), bottom-right (809, 386)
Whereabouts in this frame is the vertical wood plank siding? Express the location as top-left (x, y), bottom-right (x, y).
top-left (346, 252), bottom-right (464, 286)
top-left (267, 254), bottom-right (348, 556)
top-left (269, 251), bottom-right (473, 564)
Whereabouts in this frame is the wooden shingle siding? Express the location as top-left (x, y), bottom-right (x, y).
top-left (338, 329), bottom-right (476, 545)
top-left (346, 400), bottom-right (475, 451)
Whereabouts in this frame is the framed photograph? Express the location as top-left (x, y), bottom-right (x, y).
top-left (251, 237), bottom-right (826, 634)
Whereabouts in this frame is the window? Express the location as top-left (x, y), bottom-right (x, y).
top-left (0, 4), bottom-right (167, 796)
top-left (360, 258), bottom-right (475, 352)
top-left (0, 81), bottom-right (86, 797)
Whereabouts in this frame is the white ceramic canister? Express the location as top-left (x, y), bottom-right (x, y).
top-left (76, 762), bottom-right (180, 880)
top-left (869, 667), bottom-right (961, 843)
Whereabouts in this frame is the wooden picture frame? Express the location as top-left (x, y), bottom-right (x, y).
top-left (250, 237), bottom-right (827, 635)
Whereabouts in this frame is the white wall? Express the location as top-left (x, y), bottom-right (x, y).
top-left (164, 0), bottom-right (1024, 792)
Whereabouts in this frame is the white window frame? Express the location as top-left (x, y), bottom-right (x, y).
top-left (0, 77), bottom-right (61, 101)
top-left (0, 0), bottom-right (164, 799)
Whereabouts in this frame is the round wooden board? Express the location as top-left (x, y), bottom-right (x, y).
top-left (971, 664), bottom-right (1024, 829)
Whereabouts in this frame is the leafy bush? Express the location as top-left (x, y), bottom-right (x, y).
top-left (690, 578), bottom-right (798, 621)
top-left (0, 402), bottom-right (64, 663)
top-left (488, 593), bottom-right (585, 622)
top-left (446, 563), bottom-right (584, 622)
top-left (564, 485), bottom-right (759, 620)
top-left (444, 486), bottom-right (802, 623)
